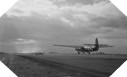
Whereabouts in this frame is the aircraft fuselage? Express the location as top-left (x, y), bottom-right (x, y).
top-left (53, 38), bottom-right (113, 54)
top-left (75, 46), bottom-right (99, 54)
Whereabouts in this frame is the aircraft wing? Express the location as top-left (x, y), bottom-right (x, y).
top-left (84, 44), bottom-right (113, 48)
top-left (53, 44), bottom-right (83, 48)
top-left (99, 44), bottom-right (113, 48)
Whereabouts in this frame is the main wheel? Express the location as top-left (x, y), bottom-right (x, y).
top-left (83, 52), bottom-right (85, 54)
top-left (77, 52), bottom-right (80, 54)
top-left (88, 52), bottom-right (90, 54)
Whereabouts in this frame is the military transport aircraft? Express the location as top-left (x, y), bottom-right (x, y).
top-left (53, 38), bottom-right (113, 54)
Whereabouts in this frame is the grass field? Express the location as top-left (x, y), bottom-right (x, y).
top-left (29, 53), bottom-right (127, 74)
top-left (0, 53), bottom-right (127, 77)
top-left (10, 56), bottom-right (79, 77)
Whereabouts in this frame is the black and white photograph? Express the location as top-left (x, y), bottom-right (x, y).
top-left (0, 0), bottom-right (127, 77)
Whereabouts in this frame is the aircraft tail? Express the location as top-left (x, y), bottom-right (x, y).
top-left (94, 38), bottom-right (99, 51)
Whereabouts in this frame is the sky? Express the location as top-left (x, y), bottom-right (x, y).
top-left (0, 0), bottom-right (127, 54)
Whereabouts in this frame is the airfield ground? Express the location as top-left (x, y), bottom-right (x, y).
top-left (0, 53), bottom-right (78, 77)
top-left (36, 54), bottom-right (126, 73)
top-left (0, 53), bottom-right (127, 77)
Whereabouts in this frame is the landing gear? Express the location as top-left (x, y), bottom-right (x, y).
top-left (88, 52), bottom-right (90, 54)
top-left (83, 52), bottom-right (85, 54)
top-left (77, 52), bottom-right (80, 54)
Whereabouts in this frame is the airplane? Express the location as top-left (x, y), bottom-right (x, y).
top-left (53, 38), bottom-right (113, 54)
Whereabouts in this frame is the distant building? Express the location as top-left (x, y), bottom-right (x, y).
top-left (34, 52), bottom-right (43, 56)
top-left (49, 52), bottom-right (58, 54)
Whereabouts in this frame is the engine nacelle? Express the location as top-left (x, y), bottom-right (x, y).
top-left (75, 48), bottom-right (81, 51)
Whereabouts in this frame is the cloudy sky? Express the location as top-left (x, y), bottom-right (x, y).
top-left (0, 0), bottom-right (127, 53)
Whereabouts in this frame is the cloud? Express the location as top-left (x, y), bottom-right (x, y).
top-left (14, 38), bottom-right (37, 44)
top-left (1, 0), bottom-right (127, 53)
top-left (7, 0), bottom-right (61, 17)
top-left (52, 0), bottom-right (66, 2)
top-left (13, 38), bottom-right (42, 53)
top-left (95, 29), bottom-right (127, 40)
top-left (6, 0), bottom-right (124, 27)
top-left (5, 0), bottom-right (126, 34)
top-left (93, 0), bottom-right (109, 3)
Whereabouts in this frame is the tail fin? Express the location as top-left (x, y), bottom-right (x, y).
top-left (95, 38), bottom-right (98, 45)
top-left (94, 38), bottom-right (99, 51)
